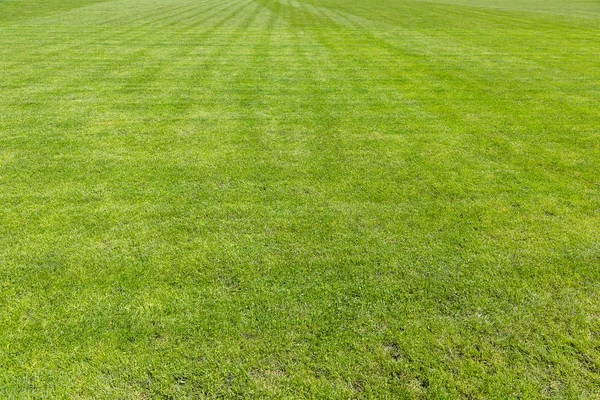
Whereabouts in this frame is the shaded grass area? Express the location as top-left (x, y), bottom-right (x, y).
top-left (0, 0), bottom-right (599, 397)
top-left (0, 0), bottom-right (112, 22)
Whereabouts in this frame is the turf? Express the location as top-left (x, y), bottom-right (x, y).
top-left (0, 0), bottom-right (599, 398)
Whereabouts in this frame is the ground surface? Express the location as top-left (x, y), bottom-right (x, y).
top-left (0, 0), bottom-right (599, 398)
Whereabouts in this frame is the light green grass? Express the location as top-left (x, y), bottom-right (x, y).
top-left (0, 0), bottom-right (599, 398)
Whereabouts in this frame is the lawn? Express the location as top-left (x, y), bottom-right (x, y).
top-left (0, 0), bottom-right (599, 397)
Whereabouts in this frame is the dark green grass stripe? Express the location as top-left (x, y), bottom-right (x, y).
top-left (0, 0), bottom-right (112, 23)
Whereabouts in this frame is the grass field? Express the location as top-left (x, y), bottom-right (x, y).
top-left (1, 0), bottom-right (599, 397)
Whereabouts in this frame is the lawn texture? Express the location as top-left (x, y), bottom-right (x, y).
top-left (0, 0), bottom-right (599, 398)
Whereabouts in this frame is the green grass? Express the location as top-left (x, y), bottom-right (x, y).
top-left (0, 0), bottom-right (599, 397)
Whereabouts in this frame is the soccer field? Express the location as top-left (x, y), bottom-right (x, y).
top-left (0, 0), bottom-right (599, 397)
